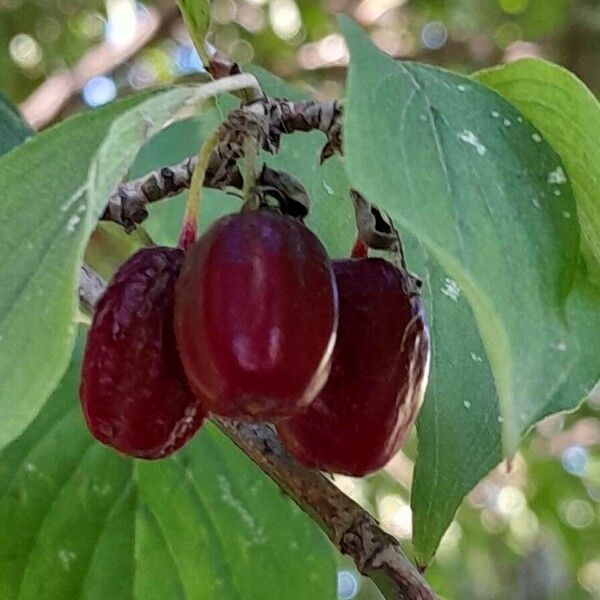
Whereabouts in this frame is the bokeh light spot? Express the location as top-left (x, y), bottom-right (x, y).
top-left (82, 76), bottom-right (117, 107)
top-left (421, 21), bottom-right (448, 50)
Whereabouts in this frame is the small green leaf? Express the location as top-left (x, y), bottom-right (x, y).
top-left (84, 222), bottom-right (153, 281)
top-left (0, 91), bottom-right (32, 155)
top-left (177, 0), bottom-right (211, 66)
top-left (0, 332), bottom-right (337, 599)
top-left (0, 91), bottom-right (154, 452)
top-left (474, 58), bottom-right (600, 285)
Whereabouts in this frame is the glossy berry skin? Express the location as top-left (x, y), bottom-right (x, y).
top-left (277, 258), bottom-right (430, 476)
top-left (174, 210), bottom-right (338, 421)
top-left (80, 247), bottom-right (206, 459)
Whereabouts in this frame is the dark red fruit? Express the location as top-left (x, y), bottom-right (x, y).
top-left (174, 210), bottom-right (338, 420)
top-left (277, 258), bottom-right (430, 476)
top-left (80, 247), bottom-right (206, 459)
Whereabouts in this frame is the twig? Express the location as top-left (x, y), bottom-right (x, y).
top-left (20, 0), bottom-right (179, 129)
top-left (77, 265), bottom-right (438, 600)
top-left (102, 96), bottom-right (342, 230)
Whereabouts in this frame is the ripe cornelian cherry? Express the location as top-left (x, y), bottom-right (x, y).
top-left (277, 258), bottom-right (430, 476)
top-left (174, 210), bottom-right (338, 420)
top-left (80, 247), bottom-right (206, 459)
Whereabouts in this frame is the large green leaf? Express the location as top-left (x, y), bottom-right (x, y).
top-left (0, 82), bottom-right (254, 453)
top-left (340, 17), bottom-right (600, 564)
top-left (341, 16), bottom-right (580, 452)
top-left (474, 59), bottom-right (600, 284)
top-left (0, 91), bottom-right (154, 452)
top-left (0, 332), bottom-right (337, 599)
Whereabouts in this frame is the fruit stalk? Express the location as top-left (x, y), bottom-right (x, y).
top-left (178, 129), bottom-right (221, 250)
top-left (78, 263), bottom-right (438, 600)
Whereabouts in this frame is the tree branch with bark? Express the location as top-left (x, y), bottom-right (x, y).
top-left (102, 96), bottom-right (342, 230)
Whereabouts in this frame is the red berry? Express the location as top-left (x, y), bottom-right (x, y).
top-left (80, 247), bottom-right (206, 459)
top-left (174, 210), bottom-right (338, 420)
top-left (277, 258), bottom-right (430, 476)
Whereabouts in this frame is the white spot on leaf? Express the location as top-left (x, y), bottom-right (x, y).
top-left (217, 475), bottom-right (267, 544)
top-left (457, 130), bottom-right (486, 155)
top-left (503, 118), bottom-right (511, 127)
top-left (470, 352), bottom-right (483, 363)
top-left (463, 401), bottom-right (472, 409)
top-left (548, 166), bottom-right (567, 185)
top-left (441, 277), bottom-right (460, 301)
top-left (58, 548), bottom-right (76, 571)
top-left (491, 110), bottom-right (500, 118)
top-left (532, 133), bottom-right (542, 143)
top-left (66, 214), bottom-right (81, 233)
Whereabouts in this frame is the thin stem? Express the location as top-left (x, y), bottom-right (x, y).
top-left (178, 129), bottom-right (221, 250)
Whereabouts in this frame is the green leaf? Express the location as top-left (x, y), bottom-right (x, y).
top-left (84, 222), bottom-right (153, 282)
top-left (474, 58), bottom-right (600, 285)
top-left (87, 86), bottom-right (209, 223)
top-left (0, 91), bottom-right (154, 452)
top-left (407, 235), bottom-right (503, 566)
top-left (339, 17), bottom-right (600, 564)
top-left (177, 0), bottom-right (211, 65)
top-left (341, 15), bottom-right (580, 453)
top-left (0, 332), bottom-right (337, 599)
top-left (0, 91), bottom-right (32, 155)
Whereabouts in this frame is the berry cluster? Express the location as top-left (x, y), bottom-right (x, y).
top-left (80, 208), bottom-right (430, 475)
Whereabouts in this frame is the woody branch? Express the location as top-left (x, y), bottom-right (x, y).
top-left (102, 96), bottom-right (342, 230)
